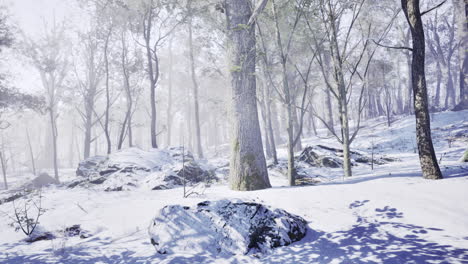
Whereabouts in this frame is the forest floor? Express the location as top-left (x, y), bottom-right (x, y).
top-left (0, 110), bottom-right (467, 264)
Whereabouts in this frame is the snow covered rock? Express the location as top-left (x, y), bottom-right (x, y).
top-left (30, 173), bottom-right (59, 188)
top-left (148, 200), bottom-right (307, 255)
top-left (72, 147), bottom-right (217, 191)
top-left (76, 155), bottom-right (108, 178)
top-left (298, 146), bottom-right (342, 168)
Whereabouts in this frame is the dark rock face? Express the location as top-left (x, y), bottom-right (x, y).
top-left (148, 200), bottom-right (307, 255)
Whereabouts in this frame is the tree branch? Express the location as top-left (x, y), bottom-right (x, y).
top-left (421, 0), bottom-right (447, 16)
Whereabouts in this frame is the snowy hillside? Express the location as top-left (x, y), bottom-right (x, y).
top-left (0, 110), bottom-right (467, 264)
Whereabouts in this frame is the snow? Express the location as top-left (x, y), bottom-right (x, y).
top-left (1, 110), bottom-right (468, 263)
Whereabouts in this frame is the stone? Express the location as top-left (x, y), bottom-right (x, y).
top-left (148, 200), bottom-right (307, 255)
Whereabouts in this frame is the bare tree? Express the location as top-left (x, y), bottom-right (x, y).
top-left (137, 0), bottom-right (182, 149)
top-left (23, 23), bottom-right (69, 181)
top-left (187, 0), bottom-right (203, 158)
top-left (73, 30), bottom-right (103, 159)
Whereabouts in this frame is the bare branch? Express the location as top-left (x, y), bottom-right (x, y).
top-left (421, 0), bottom-right (447, 16)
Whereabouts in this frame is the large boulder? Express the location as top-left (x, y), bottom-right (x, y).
top-left (72, 147), bottom-right (217, 191)
top-left (148, 200), bottom-right (307, 255)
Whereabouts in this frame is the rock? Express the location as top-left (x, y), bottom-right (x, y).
top-left (168, 161), bottom-right (216, 185)
top-left (0, 192), bottom-right (26, 205)
top-left (64, 225), bottom-right (91, 239)
top-left (297, 147), bottom-right (342, 168)
top-left (148, 200), bottom-right (307, 255)
top-left (31, 173), bottom-right (59, 188)
top-left (76, 155), bottom-right (108, 178)
top-left (73, 147), bottom-right (217, 191)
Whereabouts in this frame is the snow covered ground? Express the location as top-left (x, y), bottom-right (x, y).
top-left (1, 110), bottom-right (467, 264)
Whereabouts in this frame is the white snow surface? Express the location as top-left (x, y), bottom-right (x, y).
top-left (0, 110), bottom-right (468, 263)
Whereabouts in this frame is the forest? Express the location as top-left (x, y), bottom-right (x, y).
top-left (0, 0), bottom-right (467, 263)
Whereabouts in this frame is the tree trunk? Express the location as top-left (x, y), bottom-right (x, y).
top-left (328, 8), bottom-right (352, 177)
top-left (265, 85), bottom-right (278, 164)
top-left (83, 107), bottom-right (92, 159)
top-left (225, 0), bottom-right (271, 191)
top-left (166, 38), bottom-right (173, 147)
top-left (26, 127), bottom-right (36, 175)
top-left (49, 107), bottom-right (59, 181)
top-left (103, 27), bottom-right (112, 154)
top-left (117, 114), bottom-right (128, 151)
top-left (0, 150), bottom-right (7, 190)
top-left (187, 4), bottom-right (204, 159)
top-left (323, 51), bottom-right (336, 133)
top-left (435, 60), bottom-right (441, 107)
top-left (445, 59), bottom-right (455, 109)
top-left (401, 0), bottom-right (442, 179)
top-left (454, 0), bottom-right (468, 107)
top-left (143, 9), bottom-right (159, 149)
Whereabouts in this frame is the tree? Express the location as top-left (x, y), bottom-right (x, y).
top-left (136, 0), bottom-right (182, 149)
top-left (310, 0), bottom-right (375, 177)
top-left (73, 30), bottom-right (103, 159)
top-left (453, 0), bottom-right (468, 110)
top-left (23, 23), bottom-right (68, 181)
top-left (186, 0), bottom-right (204, 158)
top-left (401, 0), bottom-right (442, 179)
top-left (224, 0), bottom-right (271, 191)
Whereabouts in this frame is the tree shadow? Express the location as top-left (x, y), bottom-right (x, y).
top-left (319, 164), bottom-right (468, 186)
top-left (263, 201), bottom-right (468, 264)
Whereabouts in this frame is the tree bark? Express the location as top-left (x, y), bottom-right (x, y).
top-left (225, 0), bottom-right (271, 191)
top-left (401, 0), bottom-right (442, 179)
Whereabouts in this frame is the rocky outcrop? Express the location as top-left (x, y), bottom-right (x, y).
top-left (72, 147), bottom-right (217, 191)
top-left (149, 200), bottom-right (307, 255)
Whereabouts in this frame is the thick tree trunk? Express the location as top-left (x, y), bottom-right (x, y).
top-left (187, 6), bottom-right (204, 159)
top-left (225, 0), bottom-right (271, 191)
top-left (402, 0), bottom-right (442, 179)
